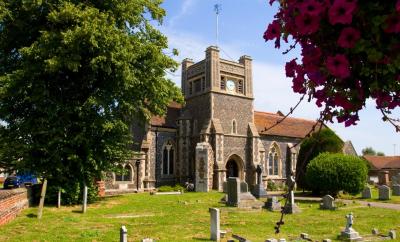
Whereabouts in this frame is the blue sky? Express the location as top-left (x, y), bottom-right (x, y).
top-left (156, 0), bottom-right (400, 156)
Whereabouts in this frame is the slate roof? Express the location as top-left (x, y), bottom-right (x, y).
top-left (363, 156), bottom-right (400, 170)
top-left (254, 111), bottom-right (322, 138)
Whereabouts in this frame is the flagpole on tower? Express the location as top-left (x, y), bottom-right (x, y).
top-left (214, 4), bottom-right (221, 47)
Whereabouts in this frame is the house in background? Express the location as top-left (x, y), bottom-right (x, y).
top-left (363, 155), bottom-right (400, 185)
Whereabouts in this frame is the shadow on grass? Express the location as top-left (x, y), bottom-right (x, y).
top-left (26, 213), bottom-right (37, 218)
top-left (72, 210), bottom-right (83, 214)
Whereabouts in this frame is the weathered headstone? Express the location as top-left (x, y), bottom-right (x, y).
top-left (322, 239), bottom-right (331, 242)
top-left (392, 184), bottom-right (400, 196)
top-left (389, 230), bottom-right (396, 239)
top-left (265, 196), bottom-right (281, 211)
top-left (195, 142), bottom-right (214, 192)
top-left (240, 181), bottom-right (248, 193)
top-left (362, 187), bottom-right (372, 199)
top-left (372, 228), bottom-right (379, 235)
top-left (340, 212), bottom-right (362, 241)
top-left (141, 239), bottom-right (154, 242)
top-left (278, 239), bottom-right (286, 242)
top-left (209, 208), bottom-right (220, 241)
top-left (378, 185), bottom-right (391, 200)
top-left (227, 177), bottom-right (240, 206)
top-left (300, 233), bottom-right (309, 239)
top-left (392, 173), bottom-right (400, 185)
top-left (120, 226), bottom-right (127, 242)
top-left (320, 195), bottom-right (335, 210)
top-left (252, 164), bottom-right (267, 198)
top-left (265, 239), bottom-right (277, 242)
top-left (283, 174), bottom-right (300, 214)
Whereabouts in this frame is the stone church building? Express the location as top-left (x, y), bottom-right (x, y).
top-left (104, 46), bottom-right (330, 193)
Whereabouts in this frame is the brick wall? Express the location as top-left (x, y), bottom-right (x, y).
top-left (0, 188), bottom-right (30, 226)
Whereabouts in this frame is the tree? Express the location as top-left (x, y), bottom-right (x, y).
top-left (305, 153), bottom-right (368, 196)
top-left (296, 128), bottom-right (343, 190)
top-left (0, 1), bottom-right (182, 201)
top-left (361, 147), bottom-right (385, 156)
top-left (264, 0), bottom-right (400, 130)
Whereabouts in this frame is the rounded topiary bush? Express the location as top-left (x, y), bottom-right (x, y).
top-left (305, 153), bottom-right (368, 196)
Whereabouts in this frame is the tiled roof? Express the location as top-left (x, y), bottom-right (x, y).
top-left (150, 101), bottom-right (182, 128)
top-left (363, 155), bottom-right (400, 170)
top-left (254, 111), bottom-right (322, 138)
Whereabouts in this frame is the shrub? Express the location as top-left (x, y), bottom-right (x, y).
top-left (296, 128), bottom-right (343, 190)
top-left (305, 153), bottom-right (368, 197)
top-left (267, 180), bottom-right (278, 191)
top-left (44, 180), bottom-right (98, 205)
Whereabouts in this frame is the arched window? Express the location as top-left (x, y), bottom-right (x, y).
top-left (162, 140), bottom-right (174, 175)
top-left (267, 144), bottom-right (281, 176)
top-left (115, 164), bottom-right (132, 182)
top-left (232, 119), bottom-right (237, 134)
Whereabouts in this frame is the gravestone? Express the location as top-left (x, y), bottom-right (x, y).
top-left (322, 239), bottom-right (332, 242)
top-left (240, 181), bottom-right (248, 193)
top-left (252, 164), bottom-right (267, 198)
top-left (372, 228), bottom-right (379, 235)
top-left (283, 174), bottom-right (300, 214)
top-left (265, 196), bottom-right (281, 211)
top-left (265, 239), bottom-right (277, 242)
top-left (227, 177), bottom-right (241, 206)
top-left (378, 185), bottom-right (391, 200)
top-left (320, 195), bottom-right (335, 210)
top-left (195, 142), bottom-right (214, 192)
top-left (392, 173), bottom-right (400, 185)
top-left (340, 212), bottom-right (362, 241)
top-left (362, 187), bottom-right (372, 199)
top-left (389, 230), bottom-right (396, 239)
top-left (209, 208), bottom-right (220, 241)
top-left (120, 226), bottom-right (127, 242)
top-left (392, 184), bottom-right (400, 196)
top-left (141, 239), bottom-right (154, 242)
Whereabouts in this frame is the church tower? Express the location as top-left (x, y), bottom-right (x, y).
top-left (180, 46), bottom-right (261, 191)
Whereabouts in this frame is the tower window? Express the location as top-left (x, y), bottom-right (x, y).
top-left (162, 140), bottom-right (174, 175)
top-left (238, 80), bottom-right (243, 93)
top-left (232, 120), bottom-right (237, 134)
top-left (220, 77), bottom-right (225, 90)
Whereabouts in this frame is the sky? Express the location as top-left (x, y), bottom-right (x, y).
top-left (155, 0), bottom-right (400, 156)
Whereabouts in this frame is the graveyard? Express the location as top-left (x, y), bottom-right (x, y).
top-left (0, 191), bottom-right (399, 241)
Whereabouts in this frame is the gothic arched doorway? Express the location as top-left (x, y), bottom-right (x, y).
top-left (226, 159), bottom-right (239, 179)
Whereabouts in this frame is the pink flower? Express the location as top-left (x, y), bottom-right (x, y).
top-left (264, 20), bottom-right (281, 41)
top-left (326, 54), bottom-right (351, 79)
top-left (397, 0), bottom-right (400, 12)
top-left (337, 27), bottom-right (361, 48)
top-left (384, 15), bottom-right (400, 33)
top-left (295, 14), bottom-right (320, 35)
top-left (300, 0), bottom-right (325, 16)
top-left (302, 45), bottom-right (322, 71)
top-left (285, 59), bottom-right (298, 78)
top-left (328, 0), bottom-right (357, 25)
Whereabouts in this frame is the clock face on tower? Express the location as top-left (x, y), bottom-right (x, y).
top-left (226, 80), bottom-right (236, 92)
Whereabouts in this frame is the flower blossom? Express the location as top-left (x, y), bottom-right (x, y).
top-left (263, 20), bottom-right (281, 41)
top-left (295, 14), bottom-right (320, 35)
top-left (300, 0), bottom-right (325, 16)
top-left (328, 0), bottom-right (357, 25)
top-left (326, 54), bottom-right (351, 79)
top-left (384, 15), bottom-right (400, 33)
top-left (337, 27), bottom-right (361, 48)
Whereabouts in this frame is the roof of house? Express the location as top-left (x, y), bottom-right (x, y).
top-left (363, 155), bottom-right (400, 170)
top-left (254, 111), bottom-right (322, 138)
top-left (150, 101), bottom-right (182, 128)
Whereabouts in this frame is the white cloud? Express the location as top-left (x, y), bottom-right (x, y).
top-left (167, 0), bottom-right (198, 28)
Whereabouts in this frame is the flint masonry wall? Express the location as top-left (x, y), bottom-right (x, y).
top-left (0, 188), bottom-right (31, 226)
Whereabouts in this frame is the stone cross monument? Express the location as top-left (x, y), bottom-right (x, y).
top-left (251, 164), bottom-right (267, 198)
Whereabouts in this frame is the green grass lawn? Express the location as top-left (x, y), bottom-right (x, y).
top-left (1, 191), bottom-right (399, 241)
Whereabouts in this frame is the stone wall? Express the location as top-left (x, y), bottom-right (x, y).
top-left (212, 93), bottom-right (253, 135)
top-left (0, 188), bottom-right (31, 226)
